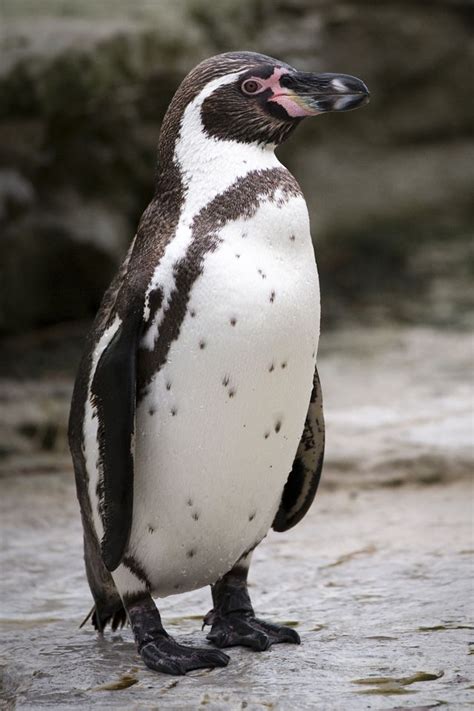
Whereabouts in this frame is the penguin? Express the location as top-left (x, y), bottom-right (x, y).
top-left (69, 51), bottom-right (369, 675)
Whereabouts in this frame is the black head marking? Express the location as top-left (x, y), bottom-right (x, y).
top-left (199, 54), bottom-right (301, 146)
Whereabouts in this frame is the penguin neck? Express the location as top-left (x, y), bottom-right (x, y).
top-left (159, 72), bottom-right (283, 219)
top-left (173, 132), bottom-right (281, 221)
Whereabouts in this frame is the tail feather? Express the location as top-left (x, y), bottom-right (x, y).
top-left (90, 599), bottom-right (128, 632)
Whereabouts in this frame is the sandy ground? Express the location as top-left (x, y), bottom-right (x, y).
top-left (0, 326), bottom-right (473, 709)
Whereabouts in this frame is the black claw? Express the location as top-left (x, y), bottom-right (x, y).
top-left (206, 611), bottom-right (300, 651)
top-left (141, 637), bottom-right (229, 675)
top-left (255, 618), bottom-right (301, 645)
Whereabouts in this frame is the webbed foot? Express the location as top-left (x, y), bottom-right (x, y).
top-left (125, 592), bottom-right (229, 675)
top-left (205, 559), bottom-right (301, 652)
top-left (205, 610), bottom-right (300, 651)
top-left (141, 635), bottom-right (229, 675)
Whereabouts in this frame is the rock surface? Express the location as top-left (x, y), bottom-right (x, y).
top-left (1, 473), bottom-right (472, 709)
top-left (1, 0), bottom-right (473, 331)
top-left (0, 324), bottom-right (472, 707)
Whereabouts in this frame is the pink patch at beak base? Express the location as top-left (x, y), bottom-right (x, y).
top-left (269, 93), bottom-right (320, 117)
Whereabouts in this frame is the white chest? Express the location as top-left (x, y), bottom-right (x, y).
top-left (130, 195), bottom-right (320, 596)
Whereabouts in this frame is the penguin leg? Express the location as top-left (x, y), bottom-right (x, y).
top-left (122, 592), bottom-right (229, 675)
top-left (204, 553), bottom-right (300, 651)
top-left (110, 565), bottom-right (229, 675)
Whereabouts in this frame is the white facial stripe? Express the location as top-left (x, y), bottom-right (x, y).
top-left (142, 70), bottom-right (283, 348)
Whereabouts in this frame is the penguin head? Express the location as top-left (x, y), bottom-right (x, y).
top-left (161, 52), bottom-right (369, 155)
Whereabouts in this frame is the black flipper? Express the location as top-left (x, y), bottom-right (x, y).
top-left (91, 302), bottom-right (143, 572)
top-left (272, 366), bottom-right (325, 532)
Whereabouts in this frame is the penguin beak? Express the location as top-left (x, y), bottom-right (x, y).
top-left (270, 72), bottom-right (370, 117)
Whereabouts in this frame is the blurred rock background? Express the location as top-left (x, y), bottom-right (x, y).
top-left (0, 0), bottom-right (472, 478)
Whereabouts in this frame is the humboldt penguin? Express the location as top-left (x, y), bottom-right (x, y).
top-left (69, 51), bottom-right (369, 675)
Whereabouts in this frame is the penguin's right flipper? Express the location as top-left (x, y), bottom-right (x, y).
top-left (272, 365), bottom-right (325, 532)
top-left (91, 301), bottom-right (143, 572)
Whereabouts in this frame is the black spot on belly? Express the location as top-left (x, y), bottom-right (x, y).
top-left (249, 512), bottom-right (256, 521)
top-left (228, 388), bottom-right (236, 398)
top-left (222, 374), bottom-right (230, 387)
top-left (199, 340), bottom-right (206, 349)
top-left (171, 407), bottom-right (177, 416)
top-left (269, 363), bottom-right (275, 373)
top-left (187, 498), bottom-right (193, 506)
top-left (187, 549), bottom-right (196, 558)
top-left (264, 432), bottom-right (270, 439)
top-left (235, 253), bottom-right (240, 259)
top-left (270, 290), bottom-right (276, 303)
top-left (166, 381), bottom-right (171, 391)
top-left (190, 309), bottom-right (196, 318)
top-left (290, 234), bottom-right (296, 242)
top-left (281, 361), bottom-right (287, 369)
top-left (148, 524), bottom-right (155, 534)
top-left (275, 420), bottom-right (282, 433)
top-left (257, 268), bottom-right (266, 280)
top-left (230, 317), bottom-right (237, 326)
top-left (149, 407), bottom-right (155, 416)
top-left (192, 511), bottom-right (200, 521)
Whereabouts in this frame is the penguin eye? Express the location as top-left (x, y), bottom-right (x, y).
top-left (241, 79), bottom-right (263, 95)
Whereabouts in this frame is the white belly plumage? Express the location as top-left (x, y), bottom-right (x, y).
top-left (126, 195), bottom-right (320, 597)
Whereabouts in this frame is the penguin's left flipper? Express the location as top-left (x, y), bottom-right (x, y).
top-left (272, 365), bottom-right (325, 532)
top-left (91, 302), bottom-right (143, 572)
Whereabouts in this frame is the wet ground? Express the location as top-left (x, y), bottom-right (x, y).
top-left (1, 326), bottom-right (473, 709)
top-left (1, 475), bottom-right (472, 710)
